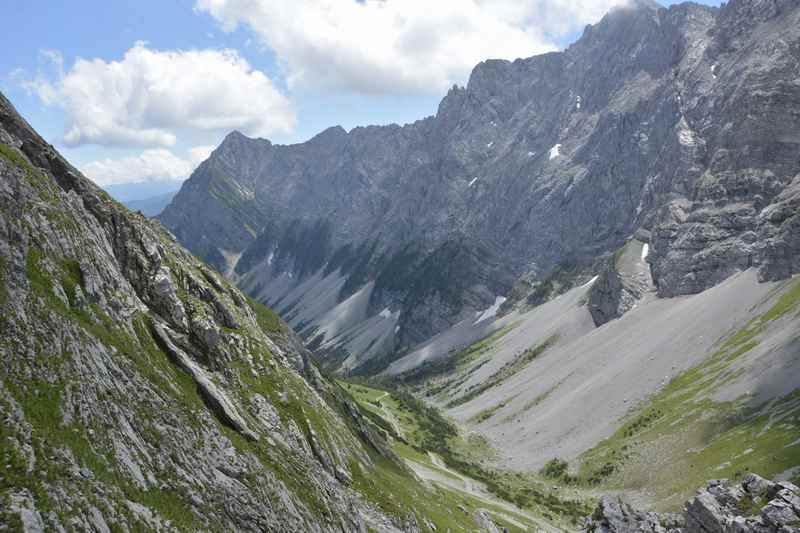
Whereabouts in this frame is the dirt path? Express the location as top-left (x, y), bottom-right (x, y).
top-left (377, 392), bottom-right (404, 439)
top-left (405, 452), bottom-right (559, 532)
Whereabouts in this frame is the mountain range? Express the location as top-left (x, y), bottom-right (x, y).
top-left (160, 0), bottom-right (800, 376)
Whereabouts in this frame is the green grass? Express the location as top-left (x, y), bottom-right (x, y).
top-left (541, 458), bottom-right (568, 478)
top-left (577, 276), bottom-right (800, 509)
top-left (349, 451), bottom-right (533, 532)
top-left (341, 379), bottom-right (594, 528)
top-left (0, 143), bottom-right (57, 200)
top-left (335, 380), bottom-right (532, 530)
top-left (59, 259), bottom-right (83, 304)
top-left (3, 359), bottom-right (205, 530)
top-left (246, 295), bottom-right (286, 334)
top-left (5, 161), bottom-right (525, 530)
top-left (340, 381), bottom-right (424, 446)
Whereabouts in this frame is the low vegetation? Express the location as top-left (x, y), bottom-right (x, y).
top-left (470, 397), bottom-right (515, 424)
top-left (341, 379), bottom-right (595, 528)
top-left (577, 276), bottom-right (800, 509)
top-left (447, 334), bottom-right (558, 408)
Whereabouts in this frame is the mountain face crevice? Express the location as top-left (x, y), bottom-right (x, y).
top-left (160, 0), bottom-right (800, 373)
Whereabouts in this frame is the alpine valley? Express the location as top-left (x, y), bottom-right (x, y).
top-left (3, 0), bottom-right (800, 531)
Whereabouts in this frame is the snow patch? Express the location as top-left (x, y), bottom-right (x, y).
top-left (487, 141), bottom-right (494, 148)
top-left (576, 95), bottom-right (582, 110)
top-left (549, 144), bottom-right (562, 160)
top-left (527, 151), bottom-right (535, 157)
top-left (379, 308), bottom-right (392, 319)
top-left (641, 243), bottom-right (650, 261)
top-left (394, 325), bottom-right (400, 334)
top-left (711, 64), bottom-right (717, 79)
top-left (473, 296), bottom-right (507, 324)
top-left (582, 275), bottom-right (599, 288)
top-left (267, 251), bottom-right (274, 266)
top-left (468, 177), bottom-right (479, 187)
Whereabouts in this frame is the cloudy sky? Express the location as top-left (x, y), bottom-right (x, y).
top-left (1, 0), bottom-right (722, 193)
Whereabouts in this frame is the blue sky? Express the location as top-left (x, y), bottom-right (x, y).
top-left (1, 0), bottom-right (723, 194)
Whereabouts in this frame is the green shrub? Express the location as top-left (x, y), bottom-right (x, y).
top-left (541, 458), bottom-right (569, 480)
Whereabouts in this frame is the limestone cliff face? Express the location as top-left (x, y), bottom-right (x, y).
top-left (160, 0), bottom-right (800, 372)
top-left (0, 92), bottom-right (459, 531)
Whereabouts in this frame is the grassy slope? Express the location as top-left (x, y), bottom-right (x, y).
top-left (577, 277), bottom-right (800, 510)
top-left (0, 142), bottom-right (489, 532)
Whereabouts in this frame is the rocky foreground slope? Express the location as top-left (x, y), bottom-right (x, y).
top-left (584, 474), bottom-right (800, 532)
top-left (0, 93), bottom-right (514, 531)
top-left (160, 0), bottom-right (800, 373)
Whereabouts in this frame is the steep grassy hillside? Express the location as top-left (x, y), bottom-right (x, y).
top-left (0, 92), bottom-right (508, 531)
top-left (341, 380), bottom-right (594, 530)
top-left (578, 277), bottom-right (800, 509)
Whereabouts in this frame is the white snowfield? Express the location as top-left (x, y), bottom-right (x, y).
top-left (548, 144), bottom-right (562, 159)
top-left (474, 296), bottom-right (507, 324)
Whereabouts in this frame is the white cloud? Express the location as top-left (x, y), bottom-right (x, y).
top-left (80, 145), bottom-right (215, 186)
top-left (195, 0), bottom-right (629, 94)
top-left (22, 42), bottom-right (294, 147)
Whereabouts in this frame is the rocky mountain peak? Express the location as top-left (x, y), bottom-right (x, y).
top-left (160, 1), bottom-right (800, 374)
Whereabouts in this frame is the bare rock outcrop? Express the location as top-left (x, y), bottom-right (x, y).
top-left (584, 474), bottom-right (800, 533)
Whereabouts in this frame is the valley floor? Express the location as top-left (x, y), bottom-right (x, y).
top-left (378, 239), bottom-right (800, 512)
top-left (340, 380), bottom-right (595, 531)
